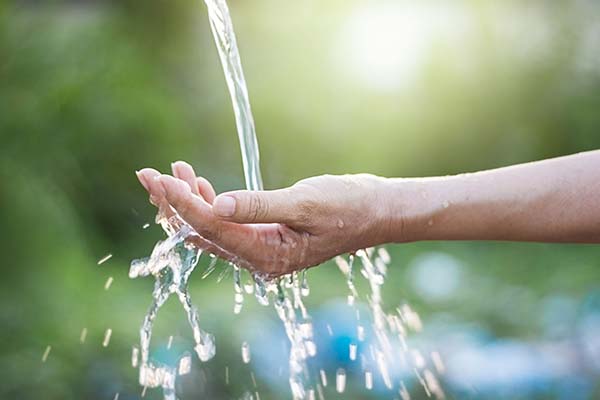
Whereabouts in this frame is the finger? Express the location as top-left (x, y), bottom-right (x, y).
top-left (212, 188), bottom-right (300, 225)
top-left (196, 176), bottom-right (216, 204)
top-left (136, 168), bottom-right (186, 231)
top-left (136, 168), bottom-right (164, 206)
top-left (158, 174), bottom-right (257, 249)
top-left (136, 168), bottom-right (154, 192)
top-left (171, 161), bottom-right (200, 196)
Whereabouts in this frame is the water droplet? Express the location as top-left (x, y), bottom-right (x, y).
top-left (413, 349), bottom-right (426, 369)
top-left (365, 370), bottom-right (373, 390)
top-left (306, 340), bottom-right (317, 357)
top-left (41, 345), bottom-right (51, 362)
top-left (347, 295), bottom-right (355, 306)
top-left (349, 343), bottom-right (357, 361)
top-left (178, 353), bottom-right (192, 375)
top-left (233, 266), bottom-right (243, 293)
top-left (399, 304), bottom-right (423, 332)
top-left (195, 340), bottom-right (216, 362)
top-left (97, 253), bottom-right (113, 265)
top-left (241, 341), bottom-right (251, 363)
top-left (319, 369), bottom-right (327, 387)
top-left (299, 321), bottom-right (313, 338)
top-left (399, 381), bottom-right (410, 400)
top-left (202, 256), bottom-right (219, 279)
top-left (376, 350), bottom-right (393, 389)
top-left (337, 219), bottom-right (345, 229)
top-left (235, 292), bottom-right (244, 303)
top-left (335, 256), bottom-right (350, 275)
top-left (377, 247), bottom-right (391, 264)
top-left (431, 351), bottom-right (445, 374)
top-left (254, 279), bottom-right (269, 306)
top-left (104, 276), bottom-right (114, 290)
top-left (357, 325), bottom-right (366, 341)
top-left (234, 302), bottom-right (243, 314)
top-left (335, 368), bottom-right (346, 393)
top-left (132, 346), bottom-right (139, 368)
top-left (423, 368), bottom-right (445, 399)
top-left (102, 328), bottom-right (112, 347)
top-left (79, 327), bottom-right (88, 344)
top-left (317, 384), bottom-right (325, 400)
top-left (300, 270), bottom-right (310, 296)
top-left (142, 223), bottom-right (150, 229)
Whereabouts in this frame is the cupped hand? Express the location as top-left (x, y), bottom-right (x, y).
top-left (136, 161), bottom-right (391, 277)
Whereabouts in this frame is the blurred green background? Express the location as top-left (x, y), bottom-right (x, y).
top-left (1, 0), bottom-right (600, 399)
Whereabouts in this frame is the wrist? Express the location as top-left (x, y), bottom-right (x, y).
top-left (378, 177), bottom-right (448, 243)
top-left (352, 174), bottom-right (401, 247)
top-left (368, 176), bottom-right (419, 244)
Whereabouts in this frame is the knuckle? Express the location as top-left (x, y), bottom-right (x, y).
top-left (248, 194), bottom-right (268, 222)
top-left (248, 195), bottom-right (260, 222)
top-left (178, 194), bottom-right (194, 216)
top-left (296, 199), bottom-right (318, 227)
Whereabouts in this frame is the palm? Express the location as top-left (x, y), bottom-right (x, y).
top-left (137, 164), bottom-right (312, 276)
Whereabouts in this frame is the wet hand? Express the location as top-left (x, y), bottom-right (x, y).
top-left (136, 161), bottom-right (391, 277)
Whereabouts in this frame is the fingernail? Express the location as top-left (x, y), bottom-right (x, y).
top-left (214, 195), bottom-right (236, 217)
top-left (136, 171), bottom-right (150, 191)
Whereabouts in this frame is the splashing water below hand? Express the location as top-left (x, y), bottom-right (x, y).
top-left (129, 215), bottom-right (216, 399)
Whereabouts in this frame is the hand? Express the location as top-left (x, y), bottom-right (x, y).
top-left (136, 161), bottom-right (391, 277)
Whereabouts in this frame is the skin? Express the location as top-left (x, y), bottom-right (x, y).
top-left (136, 150), bottom-right (600, 277)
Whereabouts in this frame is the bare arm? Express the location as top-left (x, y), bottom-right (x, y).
top-left (390, 150), bottom-right (600, 243)
top-left (137, 151), bottom-right (600, 276)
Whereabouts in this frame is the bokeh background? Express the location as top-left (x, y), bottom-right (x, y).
top-left (2, 0), bottom-right (600, 399)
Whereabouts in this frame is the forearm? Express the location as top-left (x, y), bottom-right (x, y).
top-left (381, 150), bottom-right (600, 243)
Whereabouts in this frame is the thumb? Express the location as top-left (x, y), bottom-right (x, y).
top-left (212, 188), bottom-right (299, 224)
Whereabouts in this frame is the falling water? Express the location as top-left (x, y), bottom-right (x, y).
top-left (130, 0), bottom-right (446, 398)
top-left (203, 0), bottom-right (318, 398)
top-left (204, 0), bottom-right (262, 192)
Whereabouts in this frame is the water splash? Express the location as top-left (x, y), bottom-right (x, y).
top-left (334, 248), bottom-right (446, 398)
top-left (129, 217), bottom-right (215, 399)
top-left (130, 0), bottom-right (446, 398)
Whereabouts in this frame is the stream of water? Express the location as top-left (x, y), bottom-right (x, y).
top-left (129, 1), bottom-right (445, 398)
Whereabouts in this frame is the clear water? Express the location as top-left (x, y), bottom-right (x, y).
top-left (204, 0), bottom-right (263, 192)
top-left (203, 0), bottom-right (318, 397)
top-left (130, 0), bottom-right (446, 398)
top-left (129, 220), bottom-right (216, 399)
